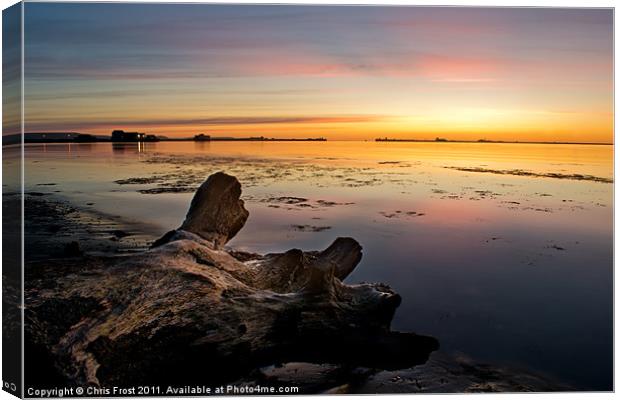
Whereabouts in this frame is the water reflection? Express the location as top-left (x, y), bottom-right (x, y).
top-left (22, 141), bottom-right (613, 390)
top-left (112, 142), bottom-right (151, 154)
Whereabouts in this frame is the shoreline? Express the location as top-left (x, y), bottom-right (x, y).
top-left (18, 191), bottom-right (574, 393)
top-left (375, 138), bottom-right (613, 146)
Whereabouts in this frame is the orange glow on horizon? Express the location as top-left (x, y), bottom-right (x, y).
top-left (66, 108), bottom-right (612, 143)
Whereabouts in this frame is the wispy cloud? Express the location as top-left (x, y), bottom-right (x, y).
top-left (25, 115), bottom-right (388, 132)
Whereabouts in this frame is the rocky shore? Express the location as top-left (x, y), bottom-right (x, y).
top-left (20, 172), bottom-right (568, 392)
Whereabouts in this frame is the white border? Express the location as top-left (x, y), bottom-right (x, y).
top-left (0, 1), bottom-right (615, 400)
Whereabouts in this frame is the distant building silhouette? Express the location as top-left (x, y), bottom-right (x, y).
top-left (194, 134), bottom-right (211, 141)
top-left (111, 130), bottom-right (146, 142)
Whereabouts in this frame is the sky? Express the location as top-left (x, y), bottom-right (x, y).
top-left (16, 4), bottom-right (614, 142)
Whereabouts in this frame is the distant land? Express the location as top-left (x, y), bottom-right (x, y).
top-left (375, 137), bottom-right (613, 146)
top-left (1, 132), bottom-right (612, 146)
top-left (6, 131), bottom-right (327, 144)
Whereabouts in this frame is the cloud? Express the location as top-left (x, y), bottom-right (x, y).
top-left (24, 115), bottom-right (388, 132)
top-left (415, 54), bottom-right (504, 81)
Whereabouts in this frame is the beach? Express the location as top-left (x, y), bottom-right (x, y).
top-left (19, 140), bottom-right (613, 390)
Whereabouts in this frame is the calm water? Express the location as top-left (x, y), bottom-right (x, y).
top-left (24, 141), bottom-right (613, 390)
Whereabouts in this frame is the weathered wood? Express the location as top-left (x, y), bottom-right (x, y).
top-left (180, 171), bottom-right (249, 247)
top-left (25, 172), bottom-right (438, 387)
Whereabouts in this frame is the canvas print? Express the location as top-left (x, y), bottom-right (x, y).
top-left (2, 2), bottom-right (613, 397)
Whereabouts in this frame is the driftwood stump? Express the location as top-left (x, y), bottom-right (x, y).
top-left (25, 172), bottom-right (438, 387)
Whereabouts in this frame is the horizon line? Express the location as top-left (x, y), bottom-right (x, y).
top-left (6, 132), bottom-right (614, 146)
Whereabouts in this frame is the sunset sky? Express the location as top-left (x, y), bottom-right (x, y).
top-left (18, 4), bottom-right (613, 142)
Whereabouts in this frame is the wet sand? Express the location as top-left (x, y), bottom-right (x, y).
top-left (19, 193), bottom-right (570, 393)
top-left (21, 141), bottom-right (613, 390)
